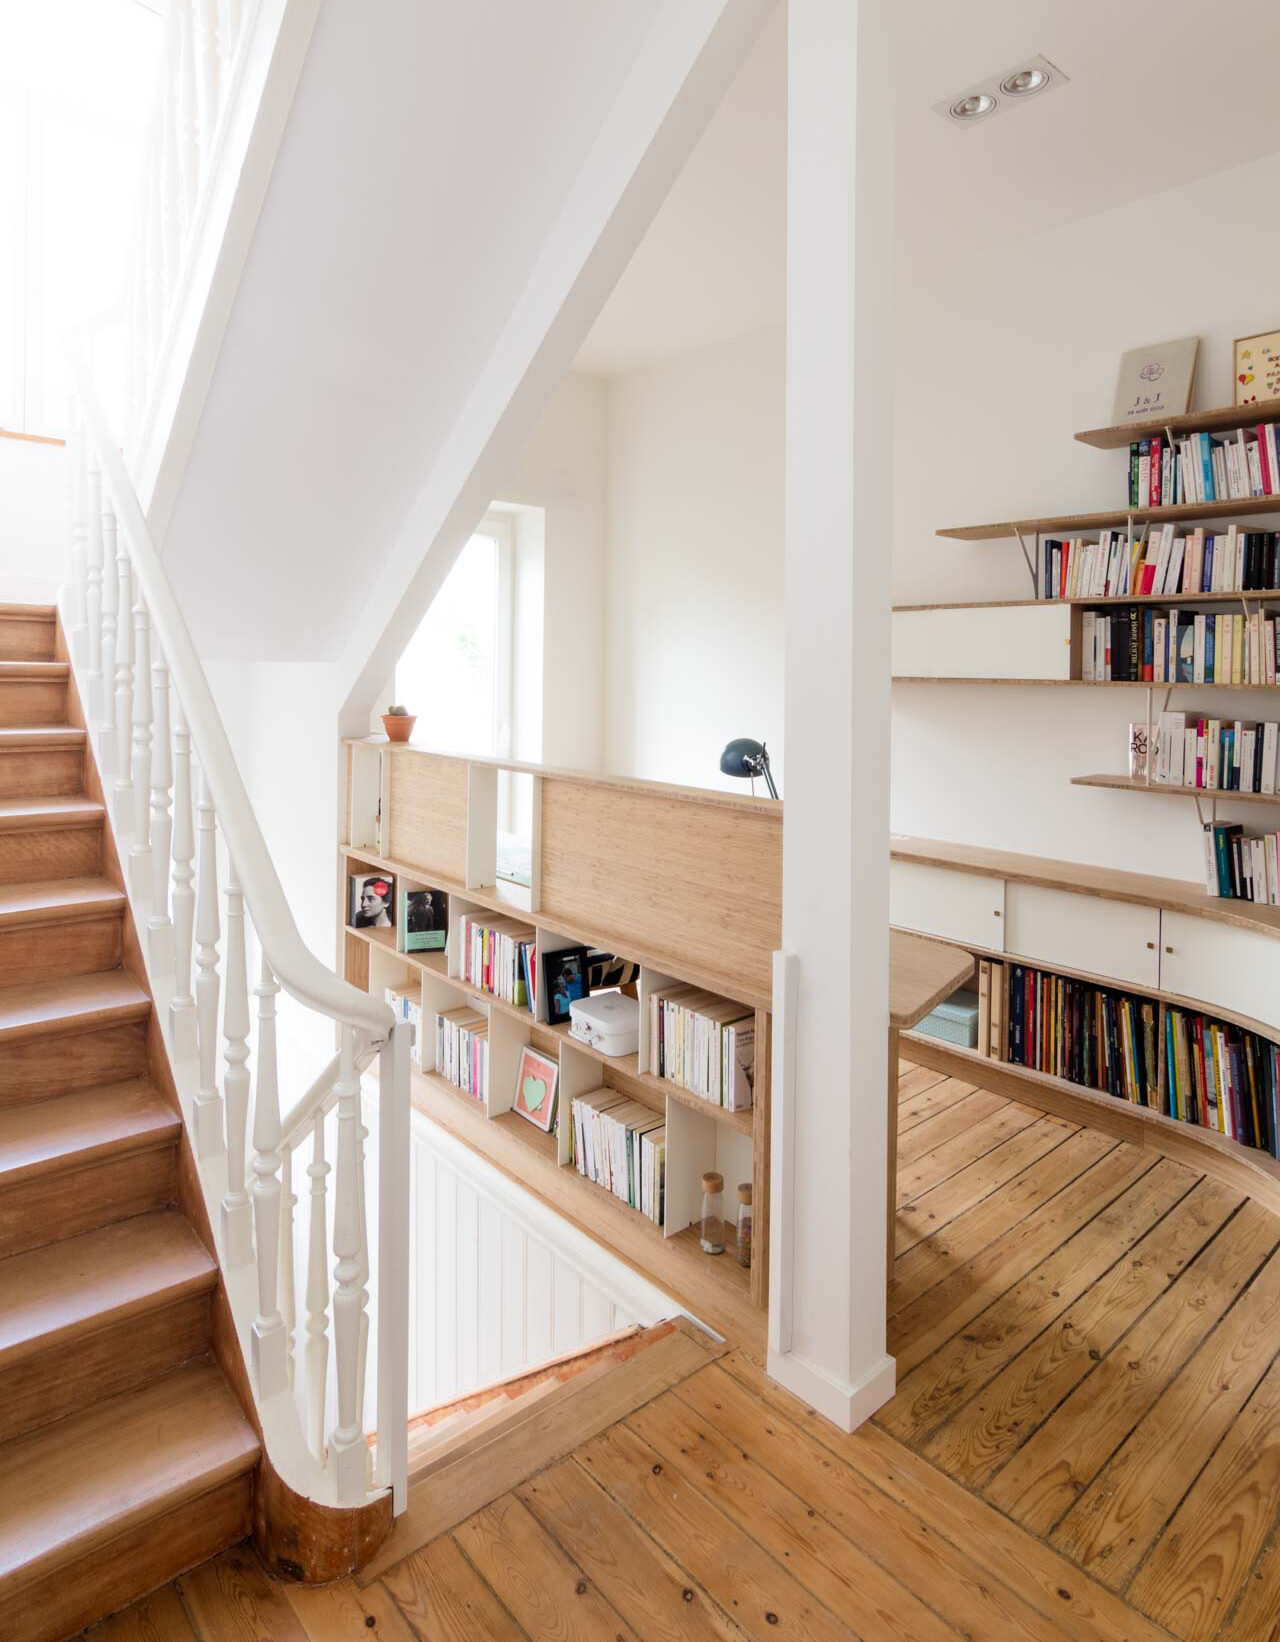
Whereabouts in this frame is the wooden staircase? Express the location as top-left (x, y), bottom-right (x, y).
top-left (0, 606), bottom-right (259, 1642)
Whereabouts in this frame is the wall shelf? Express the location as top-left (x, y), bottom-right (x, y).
top-left (938, 495), bottom-right (1280, 542)
top-left (1075, 398), bottom-right (1280, 451)
top-left (893, 677), bottom-right (1280, 691)
top-left (895, 590), bottom-right (1280, 613)
top-left (1071, 774), bottom-right (1280, 807)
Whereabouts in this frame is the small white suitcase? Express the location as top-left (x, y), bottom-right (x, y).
top-left (569, 992), bottom-right (640, 1057)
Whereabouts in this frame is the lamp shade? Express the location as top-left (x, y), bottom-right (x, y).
top-left (720, 738), bottom-right (767, 779)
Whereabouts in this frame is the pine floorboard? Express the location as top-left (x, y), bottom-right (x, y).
top-left (86, 1058), bottom-right (1280, 1642)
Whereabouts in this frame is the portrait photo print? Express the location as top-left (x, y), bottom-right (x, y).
top-left (348, 872), bottom-right (396, 929)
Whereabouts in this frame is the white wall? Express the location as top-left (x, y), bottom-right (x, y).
top-left (891, 145), bottom-right (1280, 883)
top-left (0, 438), bottom-right (68, 602)
top-left (602, 325), bottom-right (785, 791)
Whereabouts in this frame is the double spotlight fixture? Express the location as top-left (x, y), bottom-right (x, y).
top-left (935, 55), bottom-right (1066, 126)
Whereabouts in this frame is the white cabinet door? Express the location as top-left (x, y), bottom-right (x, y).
top-left (1005, 882), bottom-right (1161, 991)
top-left (890, 860), bottom-right (1004, 951)
top-left (892, 604), bottom-right (1073, 680)
top-left (1159, 910), bottom-right (1280, 1035)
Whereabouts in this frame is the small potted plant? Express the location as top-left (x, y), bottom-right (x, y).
top-left (382, 704), bottom-right (416, 743)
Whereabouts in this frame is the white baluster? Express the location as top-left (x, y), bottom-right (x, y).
top-left (220, 863), bottom-right (252, 1263)
top-left (168, 700), bottom-right (197, 1058)
top-left (250, 954), bottom-right (286, 1393)
top-left (304, 1109), bottom-right (330, 1460)
top-left (96, 509), bottom-right (118, 774)
top-left (376, 1022), bottom-right (410, 1509)
top-left (192, 768), bottom-right (223, 1158)
top-left (280, 1139), bottom-right (297, 1388)
top-left (128, 592), bottom-right (153, 897)
top-left (65, 419), bottom-right (87, 657)
top-left (148, 656), bottom-right (175, 971)
top-left (329, 1026), bottom-right (370, 1502)
top-left (176, 0), bottom-right (199, 231)
top-left (194, 0), bottom-right (221, 168)
top-left (112, 553), bottom-right (134, 834)
top-left (84, 464), bottom-right (103, 721)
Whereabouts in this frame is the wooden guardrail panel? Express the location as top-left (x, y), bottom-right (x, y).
top-left (385, 752), bottom-right (469, 884)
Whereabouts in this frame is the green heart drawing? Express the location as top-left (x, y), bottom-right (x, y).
top-left (521, 1073), bottom-right (547, 1111)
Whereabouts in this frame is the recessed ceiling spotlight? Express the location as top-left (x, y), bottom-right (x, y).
top-left (933, 55), bottom-right (1067, 126)
top-left (951, 92), bottom-right (996, 120)
top-left (1001, 66), bottom-right (1049, 96)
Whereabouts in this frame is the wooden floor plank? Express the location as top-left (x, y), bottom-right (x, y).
top-left (453, 1493), bottom-right (641, 1642)
top-left (890, 1144), bottom-right (1160, 1375)
top-left (896, 1097), bottom-right (1042, 1201)
top-left (626, 1388), bottom-right (964, 1642)
top-left (282, 1576), bottom-right (419, 1642)
top-left (176, 1546), bottom-right (309, 1642)
top-left (891, 1126), bottom-right (1119, 1317)
top-left (897, 1087), bottom-right (1007, 1164)
top-left (575, 1420), bottom-right (860, 1641)
top-left (380, 1535), bottom-right (529, 1642)
top-left (1051, 1244), bottom-right (1280, 1590)
top-left (988, 1199), bottom-right (1280, 1536)
top-left (1216, 1527), bottom-right (1280, 1640)
top-left (1129, 1352), bottom-right (1280, 1642)
top-left (896, 1113), bottom-right (1079, 1258)
top-left (358, 1326), bottom-right (712, 1582)
top-left (518, 1458), bottom-right (742, 1642)
top-left (920, 1176), bottom-right (1241, 1484)
top-left (87, 1586), bottom-right (198, 1642)
top-left (718, 1350), bottom-right (1174, 1642)
top-left (898, 1071), bottom-right (977, 1131)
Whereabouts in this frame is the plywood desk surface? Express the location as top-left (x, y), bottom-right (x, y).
top-left (889, 929), bottom-right (974, 1030)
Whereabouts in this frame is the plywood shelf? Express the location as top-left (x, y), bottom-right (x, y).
top-left (1075, 398), bottom-right (1280, 450)
top-left (938, 495), bottom-right (1280, 542)
top-left (894, 677), bottom-right (1280, 691)
top-left (409, 1064), bottom-right (757, 1347)
top-left (895, 590), bottom-right (1280, 612)
top-left (1072, 774), bottom-right (1280, 806)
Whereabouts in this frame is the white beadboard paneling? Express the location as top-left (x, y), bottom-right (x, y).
top-left (892, 604), bottom-right (1073, 680)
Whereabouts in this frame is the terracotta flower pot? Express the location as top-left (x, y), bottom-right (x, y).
top-left (382, 714), bottom-right (416, 743)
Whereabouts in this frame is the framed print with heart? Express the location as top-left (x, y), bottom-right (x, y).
top-left (513, 1044), bottom-right (559, 1133)
top-left (1234, 331), bottom-right (1280, 406)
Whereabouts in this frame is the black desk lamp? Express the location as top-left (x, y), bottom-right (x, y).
top-left (720, 737), bottom-right (779, 799)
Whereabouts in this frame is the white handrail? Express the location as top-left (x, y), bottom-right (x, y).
top-left (68, 347), bottom-right (393, 1049)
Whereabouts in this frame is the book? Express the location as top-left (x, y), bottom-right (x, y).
top-left (397, 885), bottom-right (447, 952)
top-left (348, 871), bottom-right (395, 930)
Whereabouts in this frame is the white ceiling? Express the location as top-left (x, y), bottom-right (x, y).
top-left (576, 0), bottom-right (1280, 377)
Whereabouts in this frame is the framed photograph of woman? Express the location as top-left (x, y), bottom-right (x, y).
top-left (543, 946), bottom-right (590, 1024)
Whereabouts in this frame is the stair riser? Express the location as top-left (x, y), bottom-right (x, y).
top-left (0, 681), bottom-right (67, 726)
top-left (0, 914), bottom-right (122, 985)
top-left (0, 1291), bottom-right (213, 1445)
top-left (0, 749), bottom-right (84, 798)
top-left (0, 618), bottom-right (55, 664)
top-left (0, 1470), bottom-right (255, 1642)
top-left (0, 1145), bottom-right (177, 1258)
top-left (0, 825), bottom-right (102, 883)
top-left (0, 1020), bottom-right (148, 1107)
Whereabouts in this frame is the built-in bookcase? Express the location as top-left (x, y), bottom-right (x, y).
top-left (340, 743), bottom-right (779, 1337)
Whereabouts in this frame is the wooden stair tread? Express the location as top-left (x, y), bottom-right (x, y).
top-left (0, 663), bottom-right (68, 680)
top-left (0, 1080), bottom-right (177, 1184)
top-left (0, 970), bottom-right (150, 1042)
top-left (0, 1211), bottom-right (214, 1364)
top-left (0, 605), bottom-right (55, 621)
top-left (0, 877), bottom-right (124, 927)
top-left (0, 796), bottom-right (103, 832)
top-left (0, 1361), bottom-right (258, 1583)
top-left (0, 727), bottom-right (82, 747)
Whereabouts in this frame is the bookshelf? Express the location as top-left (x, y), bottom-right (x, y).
top-left (938, 495), bottom-right (1280, 541)
top-left (341, 740), bottom-right (778, 1341)
top-left (890, 835), bottom-right (1280, 1207)
top-left (1071, 774), bottom-right (1280, 807)
top-left (1075, 396), bottom-right (1280, 450)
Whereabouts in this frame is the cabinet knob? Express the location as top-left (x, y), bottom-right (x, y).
top-left (1146, 941), bottom-right (1155, 950)
top-left (993, 909), bottom-right (1001, 917)
top-left (1165, 945), bottom-right (1174, 955)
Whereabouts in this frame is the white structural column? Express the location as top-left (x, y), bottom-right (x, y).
top-left (768, 0), bottom-right (896, 1431)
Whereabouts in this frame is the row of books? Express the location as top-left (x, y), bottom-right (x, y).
top-left (457, 913), bottom-right (535, 1011)
top-left (1128, 424), bottom-right (1280, 509)
top-left (1167, 1007), bottom-right (1279, 1155)
top-left (647, 985), bottom-right (755, 1111)
top-left (976, 960), bottom-right (1280, 1158)
top-left (1083, 607), bottom-right (1278, 684)
top-left (1151, 714), bottom-right (1280, 793)
top-left (1199, 825), bottom-right (1280, 905)
top-left (1043, 526), bottom-right (1280, 601)
top-left (435, 1007), bottom-right (489, 1101)
top-left (571, 1089), bottom-right (666, 1224)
